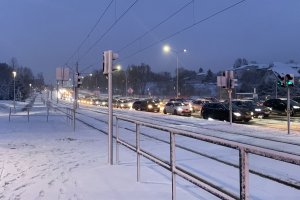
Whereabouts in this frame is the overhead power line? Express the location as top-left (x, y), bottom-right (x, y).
top-left (65, 0), bottom-right (114, 66)
top-left (120, 0), bottom-right (247, 62)
top-left (79, 0), bottom-right (139, 63)
top-left (116, 0), bottom-right (194, 53)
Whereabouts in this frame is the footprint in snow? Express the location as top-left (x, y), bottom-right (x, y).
top-left (39, 190), bottom-right (45, 197)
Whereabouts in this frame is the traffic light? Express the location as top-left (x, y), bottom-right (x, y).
top-left (285, 74), bottom-right (294, 87)
top-left (229, 79), bottom-right (238, 89)
top-left (75, 73), bottom-right (82, 88)
top-left (103, 51), bottom-right (109, 75)
top-left (103, 50), bottom-right (119, 75)
top-left (277, 74), bottom-right (286, 88)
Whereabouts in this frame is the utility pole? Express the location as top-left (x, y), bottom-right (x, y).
top-left (287, 87), bottom-right (290, 134)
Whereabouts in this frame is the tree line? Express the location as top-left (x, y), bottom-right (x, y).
top-left (81, 58), bottom-right (300, 99)
top-left (0, 58), bottom-right (45, 101)
top-left (81, 63), bottom-right (216, 97)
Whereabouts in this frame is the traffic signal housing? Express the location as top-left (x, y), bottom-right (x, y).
top-left (75, 73), bottom-right (82, 88)
top-left (103, 51), bottom-right (109, 75)
top-left (277, 74), bottom-right (286, 88)
top-left (285, 74), bottom-right (294, 87)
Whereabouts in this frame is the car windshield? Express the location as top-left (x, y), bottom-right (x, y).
top-left (240, 101), bottom-right (255, 107)
top-left (222, 103), bottom-right (239, 110)
top-left (174, 102), bottom-right (184, 106)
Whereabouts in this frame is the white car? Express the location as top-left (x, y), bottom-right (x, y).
top-left (163, 102), bottom-right (192, 116)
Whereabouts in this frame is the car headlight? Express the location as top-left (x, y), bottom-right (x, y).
top-left (233, 112), bottom-right (241, 117)
top-left (121, 103), bottom-right (124, 107)
top-left (177, 107), bottom-right (183, 111)
top-left (255, 108), bottom-right (261, 112)
top-left (250, 112), bottom-right (254, 115)
top-left (148, 104), bottom-right (153, 109)
top-left (293, 106), bottom-right (300, 109)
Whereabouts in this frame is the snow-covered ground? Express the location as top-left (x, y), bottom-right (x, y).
top-left (0, 96), bottom-right (300, 200)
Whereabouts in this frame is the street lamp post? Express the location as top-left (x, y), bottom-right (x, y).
top-left (163, 45), bottom-right (187, 98)
top-left (29, 83), bottom-right (32, 96)
top-left (12, 71), bottom-right (17, 110)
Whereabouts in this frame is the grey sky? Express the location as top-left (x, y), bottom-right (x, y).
top-left (1, 0), bottom-right (300, 84)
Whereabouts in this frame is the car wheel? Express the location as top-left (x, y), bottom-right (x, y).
top-left (203, 113), bottom-right (208, 119)
top-left (173, 109), bottom-right (177, 115)
top-left (163, 109), bottom-right (167, 114)
top-left (244, 119), bottom-right (250, 122)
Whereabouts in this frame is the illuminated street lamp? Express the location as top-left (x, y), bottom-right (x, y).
top-left (163, 45), bottom-right (187, 97)
top-left (29, 83), bottom-right (32, 96)
top-left (12, 71), bottom-right (17, 110)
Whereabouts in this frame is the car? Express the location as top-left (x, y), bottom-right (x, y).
top-left (232, 99), bottom-right (270, 118)
top-left (132, 100), bottom-right (160, 112)
top-left (201, 102), bottom-right (253, 122)
top-left (192, 99), bottom-right (210, 113)
top-left (292, 96), bottom-right (300, 103)
top-left (263, 98), bottom-right (300, 116)
top-left (163, 101), bottom-right (192, 116)
top-left (92, 98), bottom-right (102, 106)
top-left (116, 99), bottom-right (131, 109)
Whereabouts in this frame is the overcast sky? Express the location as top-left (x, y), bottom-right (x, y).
top-left (1, 0), bottom-right (300, 84)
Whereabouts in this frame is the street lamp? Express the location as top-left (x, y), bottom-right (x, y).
top-left (29, 83), bottom-right (32, 96)
top-left (163, 44), bottom-right (187, 98)
top-left (12, 71), bottom-right (17, 110)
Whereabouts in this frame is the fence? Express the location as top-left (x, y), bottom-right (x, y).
top-left (9, 102), bottom-right (75, 130)
top-left (115, 115), bottom-right (300, 200)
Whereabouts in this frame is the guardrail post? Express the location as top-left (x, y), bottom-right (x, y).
top-left (27, 108), bottom-right (29, 122)
top-left (73, 108), bottom-right (75, 131)
top-left (136, 123), bottom-right (141, 182)
top-left (47, 106), bottom-right (49, 122)
top-left (116, 117), bottom-right (119, 164)
top-left (9, 107), bottom-right (11, 122)
top-left (170, 132), bottom-right (176, 200)
top-left (239, 147), bottom-right (249, 200)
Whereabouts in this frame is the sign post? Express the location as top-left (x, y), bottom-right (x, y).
top-left (217, 70), bottom-right (237, 125)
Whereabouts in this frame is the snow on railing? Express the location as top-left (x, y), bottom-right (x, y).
top-left (115, 115), bottom-right (300, 200)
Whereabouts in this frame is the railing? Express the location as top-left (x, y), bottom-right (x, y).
top-left (115, 115), bottom-right (300, 200)
top-left (9, 107), bottom-right (30, 122)
top-left (9, 101), bottom-right (75, 130)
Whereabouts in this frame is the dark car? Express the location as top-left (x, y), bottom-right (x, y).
top-left (201, 102), bottom-right (253, 122)
top-left (132, 100), bottom-right (160, 112)
top-left (263, 98), bottom-right (300, 116)
top-left (292, 96), bottom-right (300, 103)
top-left (232, 100), bottom-right (270, 118)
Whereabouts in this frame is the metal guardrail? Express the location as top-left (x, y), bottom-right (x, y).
top-left (9, 101), bottom-right (75, 130)
top-left (9, 107), bottom-right (30, 122)
top-left (115, 115), bottom-right (300, 200)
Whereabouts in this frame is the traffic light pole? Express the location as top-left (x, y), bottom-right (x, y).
top-left (228, 89), bottom-right (233, 125)
top-left (287, 87), bottom-right (291, 134)
top-left (108, 52), bottom-right (113, 165)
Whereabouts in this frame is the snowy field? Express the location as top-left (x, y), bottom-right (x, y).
top-left (0, 97), bottom-right (300, 200)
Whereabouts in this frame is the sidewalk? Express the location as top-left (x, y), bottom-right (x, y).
top-left (0, 101), bottom-right (199, 200)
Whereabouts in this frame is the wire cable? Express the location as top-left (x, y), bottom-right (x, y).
top-left (64, 0), bottom-right (114, 66)
top-left (119, 0), bottom-right (247, 62)
top-left (116, 0), bottom-right (194, 53)
top-left (79, 0), bottom-right (139, 63)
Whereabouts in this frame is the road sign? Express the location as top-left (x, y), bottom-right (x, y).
top-left (127, 87), bottom-right (134, 94)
